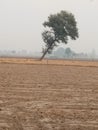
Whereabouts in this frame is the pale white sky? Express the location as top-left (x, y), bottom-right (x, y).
top-left (0, 0), bottom-right (98, 54)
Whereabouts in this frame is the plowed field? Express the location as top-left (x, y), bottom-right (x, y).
top-left (0, 59), bottom-right (98, 130)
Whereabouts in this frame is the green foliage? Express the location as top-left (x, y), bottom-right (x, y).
top-left (40, 10), bottom-right (79, 60)
top-left (65, 47), bottom-right (72, 55)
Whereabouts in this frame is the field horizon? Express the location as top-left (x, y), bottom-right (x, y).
top-left (0, 57), bottom-right (98, 67)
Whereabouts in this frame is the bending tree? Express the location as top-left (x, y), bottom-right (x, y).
top-left (40, 10), bottom-right (79, 60)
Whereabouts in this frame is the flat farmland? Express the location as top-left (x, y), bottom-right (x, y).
top-left (0, 58), bottom-right (98, 130)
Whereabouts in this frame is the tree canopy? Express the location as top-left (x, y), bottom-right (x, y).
top-left (40, 10), bottom-right (79, 60)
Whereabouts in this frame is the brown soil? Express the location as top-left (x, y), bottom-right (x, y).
top-left (0, 58), bottom-right (98, 130)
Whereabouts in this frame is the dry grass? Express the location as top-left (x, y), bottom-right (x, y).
top-left (0, 57), bottom-right (98, 67)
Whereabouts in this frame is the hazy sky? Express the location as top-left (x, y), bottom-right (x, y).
top-left (0, 0), bottom-right (98, 54)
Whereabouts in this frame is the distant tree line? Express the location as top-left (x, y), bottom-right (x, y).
top-left (48, 47), bottom-right (97, 60)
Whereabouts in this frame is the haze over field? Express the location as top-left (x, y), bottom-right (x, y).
top-left (0, 0), bottom-right (98, 55)
top-left (1, 1), bottom-right (98, 129)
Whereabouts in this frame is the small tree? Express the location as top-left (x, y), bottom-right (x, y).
top-left (40, 10), bottom-right (79, 60)
top-left (65, 47), bottom-right (72, 57)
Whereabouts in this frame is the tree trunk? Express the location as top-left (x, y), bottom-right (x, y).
top-left (40, 39), bottom-right (56, 60)
top-left (40, 46), bottom-right (51, 60)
